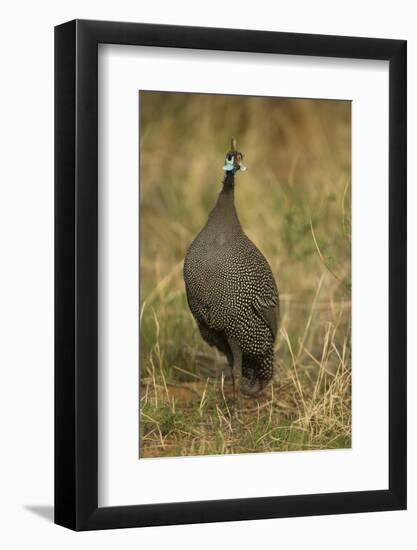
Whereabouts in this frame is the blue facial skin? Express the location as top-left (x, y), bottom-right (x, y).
top-left (223, 155), bottom-right (247, 173)
top-left (223, 156), bottom-right (235, 172)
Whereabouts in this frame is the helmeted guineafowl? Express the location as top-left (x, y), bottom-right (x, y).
top-left (183, 138), bottom-right (279, 398)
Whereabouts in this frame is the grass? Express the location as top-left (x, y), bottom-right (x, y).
top-left (139, 91), bottom-right (351, 458)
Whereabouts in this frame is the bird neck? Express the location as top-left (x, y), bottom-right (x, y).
top-left (209, 173), bottom-right (240, 228)
top-left (222, 171), bottom-right (235, 192)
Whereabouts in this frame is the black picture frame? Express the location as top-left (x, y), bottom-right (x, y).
top-left (55, 19), bottom-right (407, 531)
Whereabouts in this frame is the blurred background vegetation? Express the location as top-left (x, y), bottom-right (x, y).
top-left (139, 91), bottom-right (351, 458)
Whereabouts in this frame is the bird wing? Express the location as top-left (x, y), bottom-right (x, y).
top-left (240, 237), bottom-right (280, 340)
top-left (252, 291), bottom-right (279, 340)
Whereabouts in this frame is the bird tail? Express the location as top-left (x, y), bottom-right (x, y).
top-left (241, 353), bottom-right (274, 384)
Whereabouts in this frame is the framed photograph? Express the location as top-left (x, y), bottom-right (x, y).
top-left (55, 20), bottom-right (406, 530)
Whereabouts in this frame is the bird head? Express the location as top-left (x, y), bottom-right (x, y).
top-left (223, 137), bottom-right (247, 174)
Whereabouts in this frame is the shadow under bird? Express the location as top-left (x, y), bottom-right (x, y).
top-left (183, 138), bottom-right (279, 399)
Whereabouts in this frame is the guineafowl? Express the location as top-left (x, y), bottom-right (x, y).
top-left (183, 138), bottom-right (279, 399)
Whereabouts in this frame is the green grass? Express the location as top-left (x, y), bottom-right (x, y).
top-left (139, 92), bottom-right (351, 458)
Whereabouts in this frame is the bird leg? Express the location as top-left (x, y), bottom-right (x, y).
top-left (228, 338), bottom-right (242, 408)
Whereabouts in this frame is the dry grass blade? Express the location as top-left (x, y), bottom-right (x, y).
top-left (310, 219), bottom-right (344, 283)
top-left (297, 274), bottom-right (324, 360)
